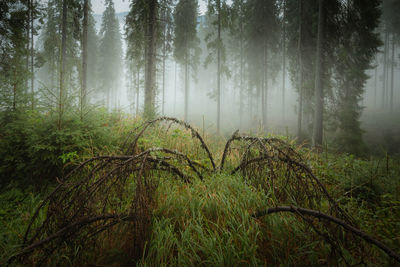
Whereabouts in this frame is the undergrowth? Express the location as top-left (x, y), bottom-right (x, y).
top-left (0, 115), bottom-right (399, 266)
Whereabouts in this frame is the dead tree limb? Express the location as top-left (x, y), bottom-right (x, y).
top-left (9, 214), bottom-right (135, 265)
top-left (254, 206), bottom-right (400, 263)
top-left (126, 117), bottom-right (216, 171)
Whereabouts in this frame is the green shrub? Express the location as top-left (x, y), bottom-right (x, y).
top-left (0, 109), bottom-right (120, 188)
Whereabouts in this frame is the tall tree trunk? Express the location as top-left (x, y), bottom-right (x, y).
top-left (136, 65), bottom-right (140, 116)
top-left (26, 0), bottom-right (30, 92)
top-left (59, 0), bottom-right (68, 130)
top-left (374, 56), bottom-right (377, 109)
top-left (81, 0), bottom-right (89, 117)
top-left (184, 53), bottom-right (189, 122)
top-left (216, 0), bottom-right (221, 134)
top-left (162, 8), bottom-right (167, 115)
top-left (30, 0), bottom-right (35, 110)
top-left (282, 0), bottom-right (286, 120)
top-left (297, 0), bottom-right (303, 139)
top-left (144, 0), bottom-right (158, 119)
top-left (174, 62), bottom-right (177, 115)
top-left (390, 34), bottom-right (395, 113)
top-left (239, 22), bottom-right (244, 129)
top-left (382, 28), bottom-right (388, 109)
top-left (262, 41), bottom-right (268, 128)
top-left (312, 0), bottom-right (325, 148)
top-left (13, 68), bottom-right (17, 111)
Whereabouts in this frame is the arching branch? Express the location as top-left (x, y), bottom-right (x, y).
top-left (254, 206), bottom-right (400, 263)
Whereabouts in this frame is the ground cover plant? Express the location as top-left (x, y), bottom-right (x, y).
top-left (1, 117), bottom-right (399, 266)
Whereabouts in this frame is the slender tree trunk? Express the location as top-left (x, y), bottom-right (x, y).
top-left (162, 8), bottom-right (167, 115)
top-left (30, 0), bottom-right (35, 110)
top-left (81, 0), bottom-right (89, 118)
top-left (59, 0), bottom-right (68, 130)
top-left (382, 28), bottom-right (388, 109)
top-left (297, 0), bottom-right (303, 139)
top-left (249, 81), bottom-right (253, 128)
top-left (390, 34), bottom-right (395, 113)
top-left (239, 23), bottom-right (244, 129)
top-left (144, 0), bottom-right (158, 119)
top-left (374, 57), bottom-right (377, 109)
top-left (282, 0), bottom-right (286, 120)
top-left (26, 0), bottom-right (30, 92)
top-left (216, 0), bottom-right (221, 134)
top-left (312, 0), bottom-right (325, 148)
top-left (184, 55), bottom-right (189, 122)
top-left (107, 88), bottom-right (110, 110)
top-left (261, 41), bottom-right (267, 128)
top-left (174, 62), bottom-right (177, 115)
top-left (136, 65), bottom-right (140, 116)
top-left (13, 68), bottom-right (17, 111)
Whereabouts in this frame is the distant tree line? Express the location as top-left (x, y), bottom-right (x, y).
top-left (0, 0), bottom-right (399, 154)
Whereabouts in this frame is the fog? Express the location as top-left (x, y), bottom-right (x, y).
top-left (29, 0), bottom-right (400, 155)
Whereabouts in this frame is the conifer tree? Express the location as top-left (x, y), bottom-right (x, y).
top-left (126, 0), bottom-right (160, 118)
top-left (0, 0), bottom-right (30, 111)
top-left (173, 0), bottom-right (200, 122)
top-left (98, 0), bottom-right (123, 110)
top-left (246, 0), bottom-right (279, 128)
top-left (230, 0), bottom-right (248, 128)
top-left (205, 0), bottom-right (230, 133)
top-left (333, 0), bottom-right (381, 154)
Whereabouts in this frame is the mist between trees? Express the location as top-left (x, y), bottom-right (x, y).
top-left (1, 0), bottom-right (399, 156)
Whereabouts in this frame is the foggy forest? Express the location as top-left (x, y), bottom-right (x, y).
top-left (1, 0), bottom-right (400, 265)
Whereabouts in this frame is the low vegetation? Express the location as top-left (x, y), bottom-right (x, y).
top-left (1, 113), bottom-right (399, 266)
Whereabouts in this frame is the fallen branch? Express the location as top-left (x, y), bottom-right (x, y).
top-left (9, 214), bottom-right (135, 265)
top-left (126, 117), bottom-right (216, 171)
top-left (254, 206), bottom-right (400, 263)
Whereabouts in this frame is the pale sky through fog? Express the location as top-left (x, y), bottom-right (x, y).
top-left (91, 0), bottom-right (207, 15)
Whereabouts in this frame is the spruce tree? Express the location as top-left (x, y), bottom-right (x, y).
top-left (205, 0), bottom-right (230, 133)
top-left (98, 0), bottom-right (123, 110)
top-left (246, 0), bottom-right (279, 129)
top-left (230, 0), bottom-right (248, 128)
top-left (173, 0), bottom-right (200, 122)
top-left (0, 0), bottom-right (30, 111)
top-left (334, 0), bottom-right (381, 154)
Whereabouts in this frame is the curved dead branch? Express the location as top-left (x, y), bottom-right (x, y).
top-left (254, 206), bottom-right (400, 263)
top-left (125, 116), bottom-right (216, 171)
top-left (220, 130), bottom-right (239, 170)
top-left (10, 214), bottom-right (135, 265)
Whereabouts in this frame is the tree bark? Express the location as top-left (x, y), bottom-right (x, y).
top-left (312, 0), bottom-right (325, 148)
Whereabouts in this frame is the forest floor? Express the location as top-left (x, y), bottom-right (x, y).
top-left (1, 113), bottom-right (400, 266)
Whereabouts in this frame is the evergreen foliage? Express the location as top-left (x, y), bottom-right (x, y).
top-left (173, 0), bottom-right (201, 121)
top-left (98, 0), bottom-right (123, 110)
